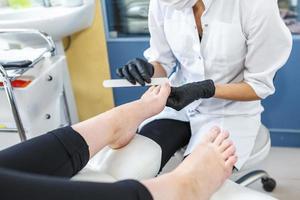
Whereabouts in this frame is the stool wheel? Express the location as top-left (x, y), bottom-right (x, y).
top-left (262, 177), bottom-right (276, 192)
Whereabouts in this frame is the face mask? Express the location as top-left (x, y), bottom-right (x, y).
top-left (160, 0), bottom-right (198, 10)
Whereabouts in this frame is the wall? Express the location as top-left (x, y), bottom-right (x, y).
top-left (64, 1), bottom-right (114, 121)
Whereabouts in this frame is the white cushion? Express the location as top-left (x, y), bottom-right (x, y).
top-left (73, 134), bottom-right (162, 181)
top-left (72, 168), bottom-right (116, 183)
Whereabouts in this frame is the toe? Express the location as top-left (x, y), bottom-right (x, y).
top-left (218, 139), bottom-right (233, 152)
top-left (214, 130), bottom-right (230, 146)
top-left (153, 85), bottom-right (161, 94)
top-left (222, 145), bottom-right (236, 160)
top-left (225, 156), bottom-right (238, 171)
top-left (202, 126), bottom-right (221, 143)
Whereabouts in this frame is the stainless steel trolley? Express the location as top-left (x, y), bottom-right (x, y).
top-left (0, 29), bottom-right (64, 142)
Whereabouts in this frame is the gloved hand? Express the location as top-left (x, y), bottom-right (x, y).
top-left (166, 80), bottom-right (216, 111)
top-left (116, 58), bottom-right (154, 86)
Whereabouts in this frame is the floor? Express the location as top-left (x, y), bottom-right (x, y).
top-left (248, 147), bottom-right (300, 200)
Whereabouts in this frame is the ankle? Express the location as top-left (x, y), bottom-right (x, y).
top-left (142, 174), bottom-right (179, 200)
top-left (105, 100), bottom-right (151, 146)
top-left (171, 169), bottom-right (210, 200)
top-left (167, 171), bottom-right (191, 200)
top-left (96, 110), bottom-right (119, 145)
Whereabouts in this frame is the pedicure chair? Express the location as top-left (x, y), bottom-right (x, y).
top-left (73, 125), bottom-right (278, 200)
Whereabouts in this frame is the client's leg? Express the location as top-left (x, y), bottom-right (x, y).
top-left (73, 84), bottom-right (171, 157)
top-left (143, 127), bottom-right (237, 200)
top-left (0, 127), bottom-right (237, 200)
top-left (0, 84), bottom-right (171, 178)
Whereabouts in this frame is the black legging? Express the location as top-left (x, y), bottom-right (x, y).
top-left (139, 119), bottom-right (191, 170)
top-left (0, 127), bottom-right (152, 200)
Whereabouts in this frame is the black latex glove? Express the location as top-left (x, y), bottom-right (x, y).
top-left (116, 58), bottom-right (154, 86)
top-left (166, 80), bottom-right (216, 111)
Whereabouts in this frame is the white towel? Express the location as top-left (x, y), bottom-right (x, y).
top-left (0, 47), bottom-right (48, 63)
top-left (0, 39), bottom-right (9, 50)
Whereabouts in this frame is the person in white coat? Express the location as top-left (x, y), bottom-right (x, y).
top-left (116, 0), bottom-right (292, 171)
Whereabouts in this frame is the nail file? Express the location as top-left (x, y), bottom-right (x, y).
top-left (103, 78), bottom-right (169, 88)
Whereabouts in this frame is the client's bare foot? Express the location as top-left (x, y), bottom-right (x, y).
top-left (143, 127), bottom-right (237, 200)
top-left (109, 83), bottom-right (171, 149)
top-left (140, 84), bottom-right (172, 117)
top-left (174, 127), bottom-right (237, 200)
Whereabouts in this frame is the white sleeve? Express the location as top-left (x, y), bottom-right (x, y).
top-left (144, 0), bottom-right (177, 76)
top-left (242, 0), bottom-right (292, 99)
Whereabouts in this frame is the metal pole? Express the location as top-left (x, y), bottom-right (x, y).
top-left (62, 88), bottom-right (72, 126)
top-left (236, 170), bottom-right (269, 187)
top-left (297, 0), bottom-right (300, 22)
top-left (0, 64), bottom-right (27, 141)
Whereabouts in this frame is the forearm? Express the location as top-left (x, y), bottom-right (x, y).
top-left (151, 61), bottom-right (168, 78)
top-left (214, 82), bottom-right (260, 101)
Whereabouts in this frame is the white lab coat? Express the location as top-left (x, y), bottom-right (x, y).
top-left (141, 0), bottom-right (292, 169)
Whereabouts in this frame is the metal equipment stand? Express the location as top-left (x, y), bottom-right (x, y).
top-left (0, 29), bottom-right (56, 142)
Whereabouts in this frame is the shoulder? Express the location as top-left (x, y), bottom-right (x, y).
top-left (239, 0), bottom-right (281, 34)
top-left (239, 0), bottom-right (278, 17)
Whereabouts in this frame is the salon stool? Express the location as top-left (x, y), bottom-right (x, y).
top-left (234, 125), bottom-right (276, 192)
top-left (161, 124), bottom-right (276, 192)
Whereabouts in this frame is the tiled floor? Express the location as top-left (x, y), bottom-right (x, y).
top-left (248, 147), bottom-right (300, 200)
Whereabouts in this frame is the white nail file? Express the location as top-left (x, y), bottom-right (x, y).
top-left (103, 78), bottom-right (169, 88)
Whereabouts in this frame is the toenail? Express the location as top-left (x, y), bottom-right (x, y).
top-left (212, 126), bottom-right (220, 132)
top-left (223, 132), bottom-right (230, 138)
